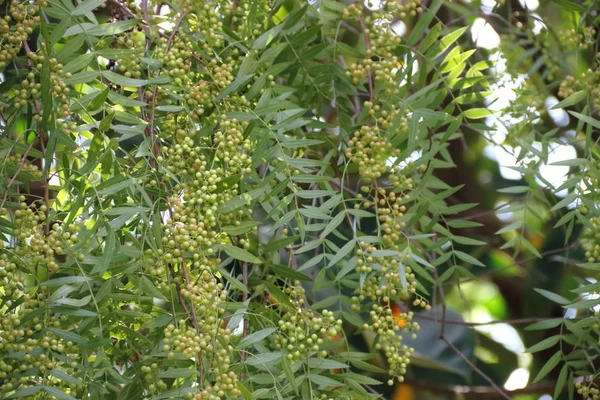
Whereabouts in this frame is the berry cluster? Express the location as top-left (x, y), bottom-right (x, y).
top-left (114, 34), bottom-right (144, 79)
top-left (559, 69), bottom-right (600, 110)
top-left (15, 50), bottom-right (70, 119)
top-left (2, 153), bottom-right (43, 184)
top-left (271, 281), bottom-right (343, 361)
top-left (149, 26), bottom-right (258, 391)
top-left (162, 322), bottom-right (240, 399)
top-left (560, 26), bottom-right (596, 50)
top-left (350, 240), bottom-right (424, 383)
top-left (582, 216), bottom-right (600, 263)
top-left (0, 0), bottom-right (44, 69)
top-left (346, 123), bottom-right (399, 180)
top-left (338, 1), bottom-right (432, 384)
top-left (576, 381), bottom-right (600, 400)
top-left (382, 0), bottom-right (423, 19)
top-left (182, 1), bottom-right (226, 48)
top-left (155, 36), bottom-right (195, 86)
top-left (0, 202), bottom-right (83, 396)
top-left (213, 118), bottom-right (252, 175)
top-left (139, 362), bottom-right (168, 395)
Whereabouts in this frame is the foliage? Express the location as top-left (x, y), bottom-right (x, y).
top-left (1, 0), bottom-right (600, 399)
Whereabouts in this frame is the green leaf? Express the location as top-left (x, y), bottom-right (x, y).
top-left (566, 298), bottom-right (599, 309)
top-left (97, 177), bottom-right (135, 196)
top-left (533, 350), bottom-right (562, 383)
top-left (54, 295), bottom-right (92, 307)
top-left (524, 318), bottom-right (563, 331)
top-left (155, 105), bottom-right (184, 112)
top-left (223, 221), bottom-right (261, 236)
top-left (63, 53), bottom-right (95, 74)
top-left (418, 22), bottom-right (442, 53)
top-left (218, 267), bottom-right (249, 293)
top-left (335, 42), bottom-right (365, 59)
top-left (438, 26), bottom-right (468, 53)
top-left (307, 358), bottom-right (349, 370)
top-left (320, 211), bottom-right (345, 239)
top-left (238, 327), bottom-right (277, 348)
top-left (453, 250), bottom-right (485, 267)
top-left (309, 374), bottom-right (343, 388)
top-left (269, 264), bottom-right (311, 281)
top-left (326, 240), bottom-right (356, 269)
top-left (244, 351), bottom-right (282, 369)
top-left (64, 71), bottom-right (100, 85)
top-left (576, 263), bottom-right (600, 271)
top-left (102, 71), bottom-right (149, 87)
top-left (497, 186), bottom-right (530, 194)
top-left (554, 364), bottom-right (569, 399)
top-left (237, 382), bottom-right (253, 400)
top-left (108, 91), bottom-right (147, 107)
top-left (462, 108), bottom-right (494, 119)
top-left (71, 0), bottom-right (106, 16)
top-left (453, 91), bottom-right (492, 105)
top-left (407, 0), bottom-right (443, 46)
top-left (550, 0), bottom-right (585, 12)
top-left (43, 387), bottom-right (78, 400)
top-left (534, 288), bottom-right (569, 305)
top-left (526, 335), bottom-right (561, 353)
top-left (218, 187), bottom-right (267, 213)
top-left (349, 359), bottom-right (386, 373)
top-left (552, 90), bottom-right (587, 109)
top-left (6, 386), bottom-right (43, 399)
top-left (151, 387), bottom-right (197, 400)
top-left (49, 328), bottom-right (88, 344)
top-left (157, 368), bottom-right (197, 379)
top-left (569, 111), bottom-right (600, 130)
top-left (222, 244), bottom-right (263, 264)
top-left (41, 276), bottom-right (92, 287)
top-left (253, 23), bottom-right (284, 50)
top-left (452, 236), bottom-right (486, 246)
top-left (87, 19), bottom-right (141, 36)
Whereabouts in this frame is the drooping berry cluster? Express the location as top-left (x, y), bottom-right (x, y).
top-left (559, 69), bottom-right (600, 110)
top-left (15, 49), bottom-right (70, 119)
top-left (155, 36), bottom-right (195, 86)
top-left (346, 123), bottom-right (399, 180)
top-left (182, 1), bottom-right (227, 48)
top-left (560, 26), bottom-right (596, 50)
top-left (0, 0), bottom-right (44, 69)
top-left (271, 281), bottom-right (343, 361)
top-left (582, 216), bottom-right (600, 263)
top-left (576, 381), bottom-right (600, 400)
top-left (0, 203), bottom-right (83, 396)
top-left (114, 32), bottom-right (145, 79)
top-left (350, 240), bottom-right (424, 384)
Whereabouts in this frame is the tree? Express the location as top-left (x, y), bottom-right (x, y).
top-left (0, 0), bottom-right (598, 399)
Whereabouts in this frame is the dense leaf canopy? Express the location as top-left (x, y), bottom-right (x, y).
top-left (0, 0), bottom-right (599, 399)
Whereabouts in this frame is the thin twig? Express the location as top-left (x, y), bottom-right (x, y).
top-left (433, 269), bottom-right (447, 338)
top-left (144, 12), bottom-right (187, 154)
top-left (0, 142), bottom-right (35, 211)
top-left (330, 178), bottom-right (358, 197)
top-left (441, 336), bottom-right (511, 400)
top-left (241, 262), bottom-right (249, 363)
top-left (23, 41), bottom-right (50, 233)
top-left (364, 384), bottom-right (387, 399)
top-left (165, 13), bottom-right (187, 53)
top-left (357, 17), bottom-right (374, 103)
